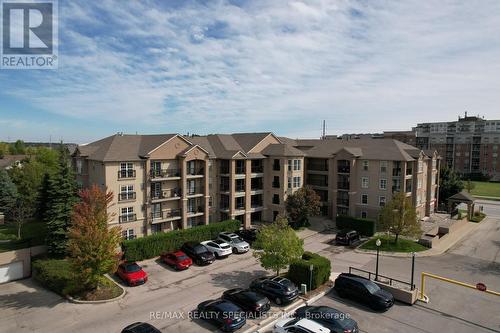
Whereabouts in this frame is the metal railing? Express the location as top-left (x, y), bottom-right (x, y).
top-left (187, 187), bottom-right (204, 195)
top-left (118, 170), bottom-right (136, 179)
top-left (150, 169), bottom-right (180, 178)
top-left (119, 214), bottom-right (137, 223)
top-left (348, 267), bottom-right (415, 290)
top-left (118, 192), bottom-right (136, 201)
top-left (187, 168), bottom-right (204, 176)
top-left (151, 189), bottom-right (181, 200)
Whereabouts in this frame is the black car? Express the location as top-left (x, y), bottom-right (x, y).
top-left (196, 299), bottom-right (246, 332)
top-left (294, 306), bottom-right (359, 333)
top-left (221, 288), bottom-right (271, 315)
top-left (250, 276), bottom-right (299, 305)
top-left (335, 229), bottom-right (360, 246)
top-left (181, 242), bottom-right (216, 265)
top-left (121, 322), bottom-right (161, 333)
top-left (334, 273), bottom-right (394, 311)
top-left (236, 228), bottom-right (258, 244)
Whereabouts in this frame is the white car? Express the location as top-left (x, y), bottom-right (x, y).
top-left (218, 232), bottom-right (250, 253)
top-left (200, 240), bottom-right (232, 258)
top-left (273, 318), bottom-right (330, 333)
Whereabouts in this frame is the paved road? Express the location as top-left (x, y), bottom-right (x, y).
top-left (0, 201), bottom-right (498, 333)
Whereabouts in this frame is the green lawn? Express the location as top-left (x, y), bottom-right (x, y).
top-left (359, 235), bottom-right (427, 253)
top-left (470, 181), bottom-right (500, 198)
top-left (0, 221), bottom-right (47, 252)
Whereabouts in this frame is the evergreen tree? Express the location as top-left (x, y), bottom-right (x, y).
top-left (0, 169), bottom-right (18, 218)
top-left (45, 144), bottom-right (78, 257)
top-left (439, 167), bottom-right (464, 204)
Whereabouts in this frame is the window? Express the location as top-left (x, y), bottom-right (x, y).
top-left (288, 177), bottom-right (292, 189)
top-left (288, 160), bottom-right (292, 171)
top-left (76, 160), bottom-right (83, 174)
top-left (362, 160), bottom-right (369, 171)
top-left (293, 176), bottom-right (301, 188)
top-left (361, 194), bottom-right (368, 205)
top-left (273, 159), bottom-right (280, 171)
top-left (293, 159), bottom-right (301, 171)
top-left (119, 162), bottom-right (135, 178)
top-left (380, 161), bottom-right (387, 173)
top-left (361, 211), bottom-right (367, 219)
top-left (379, 179), bottom-right (387, 190)
top-left (119, 185), bottom-right (135, 201)
top-left (272, 176), bottom-right (280, 188)
top-left (418, 179), bottom-right (422, 189)
top-left (418, 160), bottom-right (423, 173)
top-left (361, 177), bottom-right (369, 188)
top-left (379, 196), bottom-right (386, 207)
top-left (273, 194), bottom-right (280, 204)
top-left (122, 229), bottom-right (135, 240)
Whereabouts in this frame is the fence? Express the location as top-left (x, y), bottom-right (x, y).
top-left (349, 267), bottom-right (415, 291)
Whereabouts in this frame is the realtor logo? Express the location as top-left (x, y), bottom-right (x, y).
top-left (1, 0), bottom-right (58, 69)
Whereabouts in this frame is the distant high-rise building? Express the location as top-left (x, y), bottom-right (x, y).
top-left (415, 112), bottom-right (500, 180)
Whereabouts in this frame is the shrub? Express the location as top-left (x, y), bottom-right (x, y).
top-left (470, 212), bottom-right (486, 223)
top-left (32, 258), bottom-right (74, 296)
top-left (288, 251), bottom-right (331, 291)
top-left (336, 216), bottom-right (375, 236)
top-left (122, 219), bottom-right (240, 261)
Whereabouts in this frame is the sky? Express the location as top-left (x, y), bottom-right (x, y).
top-left (1, 0), bottom-right (500, 144)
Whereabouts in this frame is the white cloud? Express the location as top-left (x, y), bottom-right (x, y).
top-left (2, 0), bottom-right (500, 139)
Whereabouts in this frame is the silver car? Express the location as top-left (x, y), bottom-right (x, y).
top-left (218, 232), bottom-right (250, 253)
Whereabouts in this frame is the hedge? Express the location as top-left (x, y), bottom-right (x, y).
top-left (32, 258), bottom-right (74, 296)
top-left (288, 252), bottom-right (331, 291)
top-left (335, 215), bottom-right (375, 236)
top-left (122, 219), bottom-right (240, 261)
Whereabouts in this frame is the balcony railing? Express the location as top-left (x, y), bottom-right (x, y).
top-left (151, 188), bottom-right (181, 200)
top-left (251, 186), bottom-right (263, 191)
top-left (152, 209), bottom-right (182, 220)
top-left (235, 205), bottom-right (245, 210)
top-left (187, 168), bottom-right (204, 176)
top-left (187, 206), bottom-right (204, 214)
top-left (118, 170), bottom-right (136, 179)
top-left (337, 166), bottom-right (350, 173)
top-left (251, 202), bottom-right (263, 208)
top-left (150, 169), bottom-right (180, 179)
top-left (235, 186), bottom-right (245, 192)
top-left (187, 187), bottom-right (204, 195)
top-left (336, 199), bottom-right (349, 206)
top-left (118, 192), bottom-right (136, 201)
top-left (119, 214), bottom-right (136, 223)
top-left (337, 182), bottom-right (350, 190)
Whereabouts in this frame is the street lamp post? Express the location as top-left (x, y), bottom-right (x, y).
top-left (375, 238), bottom-right (381, 281)
top-left (410, 252), bottom-right (416, 290)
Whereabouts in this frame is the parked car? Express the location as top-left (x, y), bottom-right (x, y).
top-left (221, 288), bottom-right (271, 315)
top-left (196, 299), bottom-right (246, 332)
top-left (218, 232), bottom-right (250, 253)
top-left (335, 229), bottom-right (360, 246)
top-left (181, 242), bottom-right (216, 265)
top-left (116, 262), bottom-right (148, 286)
top-left (273, 318), bottom-right (330, 333)
top-left (160, 250), bottom-right (193, 270)
top-left (121, 322), bottom-right (161, 333)
top-left (334, 273), bottom-right (394, 311)
top-left (201, 239), bottom-right (233, 258)
top-left (250, 276), bottom-right (299, 305)
top-left (294, 306), bottom-right (359, 333)
top-left (236, 228), bottom-right (258, 244)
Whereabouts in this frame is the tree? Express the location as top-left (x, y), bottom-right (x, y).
top-left (0, 142), bottom-right (9, 158)
top-left (439, 167), bottom-right (464, 205)
top-left (10, 197), bottom-right (34, 239)
top-left (253, 216), bottom-right (304, 276)
top-left (465, 179), bottom-right (475, 193)
top-left (9, 140), bottom-right (26, 155)
top-left (67, 185), bottom-right (121, 291)
top-left (8, 158), bottom-right (45, 211)
top-left (378, 193), bottom-right (420, 243)
top-left (285, 186), bottom-right (321, 228)
top-left (0, 169), bottom-right (17, 218)
top-left (45, 145), bottom-right (78, 256)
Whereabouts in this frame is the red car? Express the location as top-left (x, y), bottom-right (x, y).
top-left (161, 251), bottom-right (193, 270)
top-left (116, 262), bottom-right (148, 286)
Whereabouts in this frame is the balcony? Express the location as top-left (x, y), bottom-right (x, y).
top-left (119, 214), bottom-right (137, 223)
top-left (187, 187), bottom-right (204, 196)
top-left (392, 186), bottom-right (401, 193)
top-left (151, 209), bottom-right (182, 222)
top-left (150, 169), bottom-right (180, 180)
top-left (187, 206), bottom-right (204, 216)
top-left (272, 182), bottom-right (280, 188)
top-left (187, 168), bottom-right (204, 177)
top-left (336, 199), bottom-right (349, 207)
top-left (151, 189), bottom-right (181, 201)
top-left (405, 168), bottom-right (413, 176)
top-left (337, 182), bottom-right (350, 190)
top-left (235, 166), bottom-right (246, 175)
top-left (118, 192), bottom-right (136, 201)
top-left (392, 169), bottom-right (402, 177)
top-left (220, 205), bottom-right (230, 212)
top-left (118, 170), bottom-right (136, 179)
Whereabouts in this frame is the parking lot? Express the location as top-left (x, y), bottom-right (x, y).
top-left (0, 205), bottom-right (499, 333)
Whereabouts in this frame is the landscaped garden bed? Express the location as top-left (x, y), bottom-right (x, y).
top-left (359, 235), bottom-right (427, 253)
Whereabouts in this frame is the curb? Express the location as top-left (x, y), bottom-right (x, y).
top-left (66, 275), bottom-right (126, 304)
top-left (242, 283), bottom-right (335, 333)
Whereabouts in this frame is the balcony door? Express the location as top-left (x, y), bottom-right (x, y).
top-left (151, 161), bottom-right (161, 176)
top-left (152, 203), bottom-right (161, 219)
top-left (187, 180), bottom-right (196, 195)
top-left (151, 182), bottom-right (161, 199)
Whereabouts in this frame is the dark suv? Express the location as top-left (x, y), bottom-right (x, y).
top-left (181, 242), bottom-right (215, 265)
top-left (335, 229), bottom-right (360, 246)
top-left (250, 276), bottom-right (299, 305)
top-left (221, 288), bottom-right (271, 315)
top-left (196, 299), bottom-right (246, 332)
top-left (334, 273), bottom-right (394, 311)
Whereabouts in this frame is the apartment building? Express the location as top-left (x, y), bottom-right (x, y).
top-left (415, 112), bottom-right (500, 180)
top-left (73, 133), bottom-right (439, 239)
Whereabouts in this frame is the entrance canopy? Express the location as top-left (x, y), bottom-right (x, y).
top-left (447, 191), bottom-right (476, 219)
